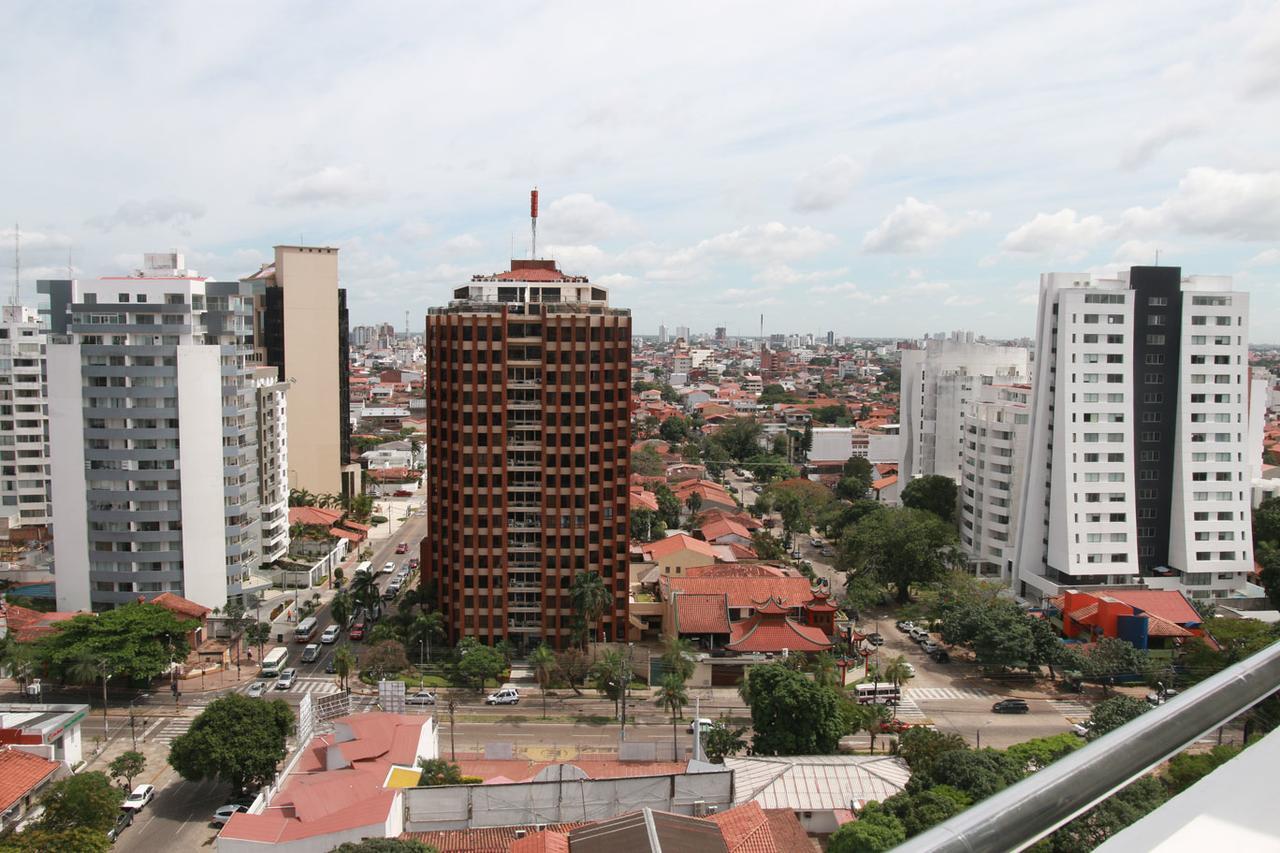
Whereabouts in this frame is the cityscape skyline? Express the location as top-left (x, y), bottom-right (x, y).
top-left (4, 3), bottom-right (1280, 340)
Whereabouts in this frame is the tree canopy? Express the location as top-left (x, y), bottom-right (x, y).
top-left (30, 771), bottom-right (122, 833)
top-left (827, 803), bottom-right (906, 853)
top-left (900, 475), bottom-right (959, 523)
top-left (745, 663), bottom-right (844, 755)
top-left (836, 456), bottom-right (874, 500)
top-left (838, 507), bottom-right (964, 603)
top-left (34, 602), bottom-right (197, 682)
top-left (632, 444), bottom-right (666, 477)
top-left (417, 758), bottom-right (464, 787)
top-left (456, 638), bottom-right (506, 691)
top-left (168, 693), bottom-right (295, 794)
top-left (1086, 695), bottom-right (1149, 739)
top-left (911, 748), bottom-right (1024, 802)
top-left (710, 418), bottom-right (765, 461)
top-left (333, 840), bottom-right (440, 853)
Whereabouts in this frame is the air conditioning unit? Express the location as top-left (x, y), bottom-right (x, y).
top-left (706, 805), bottom-right (718, 815)
top-left (535, 823), bottom-right (547, 831)
top-left (692, 799), bottom-right (707, 817)
top-left (514, 830), bottom-right (527, 839)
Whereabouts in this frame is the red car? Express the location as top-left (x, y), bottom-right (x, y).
top-left (393, 489), bottom-right (413, 497)
top-left (349, 622), bottom-right (366, 641)
top-left (408, 558), bottom-right (419, 570)
top-left (878, 719), bottom-right (912, 734)
top-left (395, 542), bottom-right (408, 554)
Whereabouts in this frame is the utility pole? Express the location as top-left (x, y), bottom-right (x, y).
top-left (447, 699), bottom-right (457, 760)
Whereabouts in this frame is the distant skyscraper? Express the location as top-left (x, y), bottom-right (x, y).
top-left (423, 257), bottom-right (631, 650)
top-left (657, 324), bottom-right (668, 345)
top-left (675, 325), bottom-right (690, 343)
top-left (41, 253), bottom-right (284, 611)
top-left (244, 246), bottom-right (357, 498)
top-left (1013, 268), bottom-right (1255, 602)
top-left (715, 326), bottom-right (727, 342)
top-left (898, 333), bottom-right (1028, 482)
top-left (0, 305), bottom-right (50, 532)
top-left (826, 330), bottom-right (835, 346)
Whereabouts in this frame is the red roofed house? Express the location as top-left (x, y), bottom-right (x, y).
top-left (218, 712), bottom-right (438, 853)
top-left (698, 517), bottom-right (754, 548)
top-left (0, 747), bottom-right (64, 832)
top-left (0, 601), bottom-right (82, 644)
top-left (726, 597), bottom-right (832, 654)
top-left (639, 534), bottom-right (719, 576)
top-left (1052, 588), bottom-right (1205, 650)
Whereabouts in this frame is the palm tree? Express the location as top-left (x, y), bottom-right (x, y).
top-left (330, 591), bottom-right (353, 632)
top-left (655, 674), bottom-right (690, 759)
top-left (810, 651), bottom-right (838, 688)
top-left (245, 620), bottom-right (272, 663)
top-left (570, 571), bottom-right (610, 649)
top-left (351, 572), bottom-right (380, 615)
top-left (883, 655), bottom-right (914, 689)
top-left (334, 645), bottom-right (357, 691)
top-left (660, 636), bottom-right (696, 683)
top-left (590, 650), bottom-right (628, 718)
top-left (289, 488), bottom-right (317, 507)
top-left (67, 655), bottom-right (101, 709)
top-left (529, 643), bottom-right (557, 719)
top-left (852, 703), bottom-right (893, 754)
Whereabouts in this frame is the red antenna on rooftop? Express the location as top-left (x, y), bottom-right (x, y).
top-left (530, 188), bottom-right (539, 260)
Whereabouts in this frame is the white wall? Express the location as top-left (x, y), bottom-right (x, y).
top-left (177, 345), bottom-right (228, 612)
top-left (47, 344), bottom-right (90, 612)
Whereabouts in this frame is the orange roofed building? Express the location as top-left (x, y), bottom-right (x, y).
top-left (1051, 588), bottom-right (1205, 650)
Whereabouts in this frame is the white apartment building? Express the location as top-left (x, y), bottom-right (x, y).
top-left (254, 366), bottom-right (290, 567)
top-left (41, 253), bottom-right (280, 612)
top-left (959, 382), bottom-right (1032, 583)
top-left (1013, 268), bottom-right (1254, 603)
top-left (899, 333), bottom-right (1028, 483)
top-left (0, 305), bottom-right (50, 532)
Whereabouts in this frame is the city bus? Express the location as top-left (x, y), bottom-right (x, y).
top-left (352, 561), bottom-right (373, 579)
top-left (854, 682), bottom-right (902, 705)
top-left (260, 647), bottom-right (289, 678)
top-left (295, 616), bottom-right (319, 643)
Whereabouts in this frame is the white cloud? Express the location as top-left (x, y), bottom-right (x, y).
top-left (862, 198), bottom-right (989, 254)
top-left (0, 227), bottom-right (72, 256)
top-left (1124, 167), bottom-right (1280, 241)
top-left (268, 165), bottom-right (383, 206)
top-left (1112, 239), bottom-right (1169, 266)
top-left (752, 264), bottom-right (849, 286)
top-left (899, 280), bottom-right (951, 295)
top-left (1246, 249), bottom-right (1280, 267)
top-left (809, 281), bottom-right (861, 295)
top-left (943, 293), bottom-right (984, 307)
top-left (1118, 117), bottom-right (1207, 171)
top-left (667, 222), bottom-right (838, 266)
top-left (441, 233), bottom-right (483, 253)
top-left (541, 193), bottom-right (630, 244)
top-left (596, 272), bottom-right (639, 288)
top-left (86, 198), bottom-right (206, 231)
top-left (1000, 209), bottom-right (1110, 257)
top-left (791, 155), bottom-right (862, 213)
top-left (542, 243), bottom-right (608, 271)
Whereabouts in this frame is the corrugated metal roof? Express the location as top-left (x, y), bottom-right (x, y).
top-left (724, 755), bottom-right (911, 811)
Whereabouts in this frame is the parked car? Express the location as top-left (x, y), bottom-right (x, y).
top-left (275, 668), bottom-right (297, 690)
top-left (790, 549), bottom-right (802, 559)
top-left (407, 690), bottom-right (437, 706)
top-left (382, 561), bottom-right (396, 574)
top-left (213, 803), bottom-right (250, 825)
top-left (909, 627), bottom-right (929, 642)
top-left (878, 719), bottom-right (912, 734)
top-left (107, 809), bottom-right (133, 840)
top-left (383, 583), bottom-right (401, 600)
top-left (687, 717), bottom-right (714, 733)
top-left (866, 633), bottom-right (884, 646)
top-left (901, 662), bottom-right (916, 677)
top-left (992, 698), bottom-right (1030, 714)
top-left (921, 640), bottom-right (940, 655)
top-left (349, 622), bottom-right (366, 641)
top-left (321, 624), bottom-right (341, 644)
top-left (485, 687), bottom-right (520, 705)
top-left (1072, 720), bottom-right (1093, 737)
top-left (301, 643), bottom-right (321, 663)
top-left (930, 649), bottom-right (951, 664)
top-left (408, 558), bottom-right (420, 570)
top-left (395, 542), bottom-right (408, 554)
top-left (246, 681), bottom-right (267, 698)
top-left (820, 547), bottom-right (834, 557)
top-left (811, 537), bottom-right (824, 548)
top-left (121, 784), bottom-right (155, 812)
top-left (1146, 688), bottom-right (1180, 706)
top-left (896, 620), bottom-right (915, 632)
top-left (393, 489), bottom-right (413, 497)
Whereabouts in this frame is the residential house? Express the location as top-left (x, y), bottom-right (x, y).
top-left (724, 755), bottom-right (911, 834)
top-left (1051, 588), bottom-right (1205, 651)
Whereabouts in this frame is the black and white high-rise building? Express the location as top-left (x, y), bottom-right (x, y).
top-left (1014, 267), bottom-right (1254, 603)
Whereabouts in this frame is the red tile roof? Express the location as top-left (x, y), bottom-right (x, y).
top-left (289, 506), bottom-right (343, 526)
top-left (662, 573), bottom-right (814, 610)
top-left (708, 801), bottom-right (783, 853)
top-left (329, 527), bottom-right (364, 542)
top-left (726, 604), bottom-right (832, 654)
top-left (149, 592), bottom-right (210, 620)
top-left (701, 518), bottom-right (753, 543)
top-left (511, 829), bottom-right (573, 853)
top-left (685, 564), bottom-right (790, 579)
top-left (0, 602), bottom-right (81, 642)
top-left (764, 809), bottom-right (813, 851)
top-left (0, 748), bottom-right (60, 813)
top-left (674, 593), bottom-right (731, 634)
top-left (642, 534), bottom-right (718, 561)
top-left (406, 823), bottom-right (586, 852)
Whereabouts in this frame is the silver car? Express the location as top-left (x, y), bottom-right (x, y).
top-left (275, 668), bottom-right (297, 690)
top-left (247, 681), bottom-right (267, 698)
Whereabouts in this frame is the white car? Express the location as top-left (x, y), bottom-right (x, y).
top-left (320, 624), bottom-right (341, 644)
top-left (901, 662), bottom-right (916, 677)
top-left (485, 687), bottom-right (520, 705)
top-left (300, 643), bottom-right (321, 663)
top-left (275, 668), bottom-right (297, 690)
top-left (382, 561), bottom-right (396, 574)
top-left (406, 690), bottom-right (437, 706)
top-left (687, 717), bottom-right (714, 733)
top-left (1072, 720), bottom-right (1093, 737)
top-left (246, 681), bottom-right (267, 698)
top-left (212, 803), bottom-right (249, 825)
top-left (121, 784), bottom-right (155, 812)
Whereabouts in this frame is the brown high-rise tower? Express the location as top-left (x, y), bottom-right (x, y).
top-left (423, 258), bottom-right (631, 650)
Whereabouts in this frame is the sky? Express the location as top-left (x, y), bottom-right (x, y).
top-left (3, 1), bottom-right (1280, 340)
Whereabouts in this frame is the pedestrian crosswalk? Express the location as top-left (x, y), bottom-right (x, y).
top-left (292, 677), bottom-right (342, 696)
top-left (147, 717), bottom-right (192, 746)
top-left (1048, 699), bottom-right (1093, 718)
top-left (906, 686), bottom-right (994, 701)
top-left (894, 697), bottom-right (929, 723)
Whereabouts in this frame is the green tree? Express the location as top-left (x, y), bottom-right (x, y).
top-left (1004, 733), bottom-right (1082, 772)
top-left (455, 638), bottom-right (505, 692)
top-left (810, 404), bottom-right (850, 425)
top-left (168, 693), bottom-right (295, 794)
top-left (1, 825), bottom-right (112, 853)
top-left (746, 663), bottom-right (844, 755)
top-left (417, 757), bottom-right (464, 787)
top-left (1028, 615), bottom-right (1069, 679)
top-left (701, 718), bottom-right (748, 764)
top-left (1257, 541), bottom-right (1280, 609)
top-left (750, 529), bottom-right (787, 560)
top-left (108, 750), bottom-right (147, 789)
top-left (757, 385), bottom-right (799, 406)
top-left (896, 726), bottom-right (968, 777)
top-left (660, 635), bottom-right (696, 683)
top-left (633, 444), bottom-right (667, 477)
top-left (555, 647), bottom-right (591, 696)
top-left (630, 508), bottom-right (666, 542)
top-left (1162, 744), bottom-right (1242, 795)
top-left (1252, 495), bottom-right (1280, 544)
top-left (245, 620), bottom-right (272, 663)
top-left (820, 498), bottom-right (882, 542)
top-left (364, 640), bottom-right (410, 679)
top-left (34, 602), bottom-right (196, 683)
top-left (31, 771), bottom-right (122, 833)
top-left (1045, 775), bottom-right (1167, 852)
top-left (1082, 637), bottom-right (1150, 687)
top-left (900, 474), bottom-right (958, 523)
top-left (655, 484), bottom-right (682, 530)
top-left (970, 603), bottom-right (1036, 669)
top-left (1086, 695), bottom-right (1149, 739)
top-left (838, 507), bottom-right (964, 604)
top-left (836, 456), bottom-right (874, 501)
top-left (529, 643), bottom-right (557, 719)
top-left (590, 649), bottom-right (628, 717)
top-left (659, 415), bottom-right (691, 443)
top-left (827, 803), bottom-right (907, 853)
top-left (330, 591), bottom-right (354, 633)
top-left (882, 655), bottom-right (914, 688)
top-left (334, 644), bottom-right (358, 691)
top-left (569, 571), bottom-right (610, 647)
top-left (880, 785), bottom-right (972, 838)
top-left (654, 673), bottom-right (690, 758)
top-left (710, 417), bottom-right (765, 461)
top-left (914, 748), bottom-right (1023, 802)
top-left (333, 839), bottom-right (438, 853)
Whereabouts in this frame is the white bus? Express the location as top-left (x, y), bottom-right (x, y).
top-left (294, 616), bottom-right (319, 643)
top-left (260, 647), bottom-right (289, 678)
top-left (854, 682), bottom-right (902, 705)
top-left (352, 561), bottom-right (373, 579)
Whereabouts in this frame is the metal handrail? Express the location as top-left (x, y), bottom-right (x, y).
top-left (897, 640), bottom-right (1280, 852)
